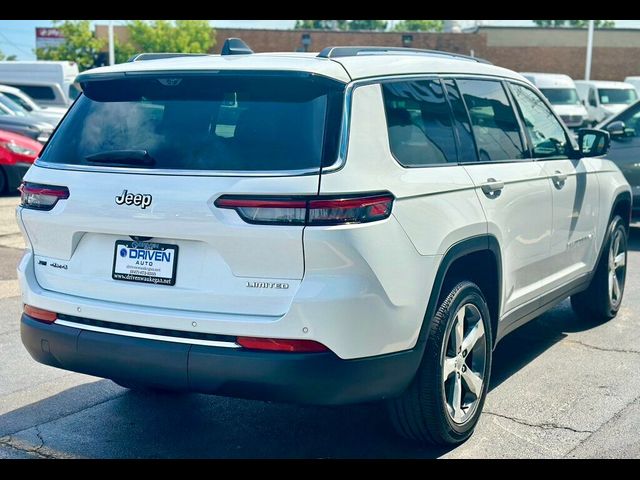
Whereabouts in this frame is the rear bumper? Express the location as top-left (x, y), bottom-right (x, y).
top-left (21, 314), bottom-right (421, 405)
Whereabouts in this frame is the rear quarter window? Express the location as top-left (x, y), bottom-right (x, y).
top-left (381, 79), bottom-right (458, 167)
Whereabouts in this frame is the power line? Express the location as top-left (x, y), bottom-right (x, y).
top-left (0, 40), bottom-right (32, 49)
top-left (0, 31), bottom-right (33, 56)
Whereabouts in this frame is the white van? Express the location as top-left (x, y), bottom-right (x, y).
top-left (0, 61), bottom-right (80, 108)
top-left (520, 72), bottom-right (588, 129)
top-left (575, 80), bottom-right (638, 125)
top-left (624, 76), bottom-right (640, 94)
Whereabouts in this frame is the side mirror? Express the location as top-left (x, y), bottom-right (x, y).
top-left (576, 128), bottom-right (610, 157)
top-left (606, 120), bottom-right (626, 138)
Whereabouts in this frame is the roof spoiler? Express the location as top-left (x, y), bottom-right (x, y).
top-left (221, 38), bottom-right (254, 56)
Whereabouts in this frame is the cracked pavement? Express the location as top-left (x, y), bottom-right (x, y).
top-left (1, 195), bottom-right (639, 458)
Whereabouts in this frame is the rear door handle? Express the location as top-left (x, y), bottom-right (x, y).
top-left (481, 178), bottom-right (504, 198)
top-left (552, 171), bottom-right (567, 189)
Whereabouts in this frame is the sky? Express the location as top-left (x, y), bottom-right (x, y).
top-left (2, 20), bottom-right (640, 60)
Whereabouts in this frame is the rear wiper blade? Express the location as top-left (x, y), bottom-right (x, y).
top-left (85, 150), bottom-right (155, 167)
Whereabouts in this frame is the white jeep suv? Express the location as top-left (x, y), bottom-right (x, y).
top-left (17, 42), bottom-right (631, 446)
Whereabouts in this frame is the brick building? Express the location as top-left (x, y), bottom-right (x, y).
top-left (94, 25), bottom-right (640, 81)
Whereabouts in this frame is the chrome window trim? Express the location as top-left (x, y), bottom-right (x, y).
top-left (34, 72), bottom-right (532, 177)
top-left (55, 319), bottom-right (241, 348)
top-left (33, 161), bottom-right (322, 177)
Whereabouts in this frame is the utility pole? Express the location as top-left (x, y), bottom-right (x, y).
top-left (585, 20), bottom-right (594, 80)
top-left (108, 20), bottom-right (115, 66)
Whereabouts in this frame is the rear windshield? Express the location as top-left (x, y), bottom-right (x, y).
top-left (539, 88), bottom-right (581, 105)
top-left (40, 73), bottom-right (345, 171)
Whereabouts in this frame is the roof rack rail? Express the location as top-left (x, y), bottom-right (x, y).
top-left (221, 38), bottom-right (254, 56)
top-left (128, 52), bottom-right (210, 62)
top-left (317, 46), bottom-right (492, 65)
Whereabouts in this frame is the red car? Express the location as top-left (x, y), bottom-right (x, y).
top-left (0, 129), bottom-right (41, 194)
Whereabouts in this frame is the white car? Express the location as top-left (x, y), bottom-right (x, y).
top-left (520, 72), bottom-right (588, 129)
top-left (0, 84), bottom-right (67, 126)
top-left (0, 61), bottom-right (80, 108)
top-left (17, 41), bottom-right (631, 446)
top-left (575, 80), bottom-right (638, 125)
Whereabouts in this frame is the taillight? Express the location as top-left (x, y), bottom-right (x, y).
top-left (214, 197), bottom-right (307, 225)
top-left (237, 336), bottom-right (328, 353)
top-left (19, 182), bottom-right (69, 211)
top-left (215, 193), bottom-right (394, 226)
top-left (24, 304), bottom-right (57, 324)
top-left (307, 195), bottom-right (394, 225)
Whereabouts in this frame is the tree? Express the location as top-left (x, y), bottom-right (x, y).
top-left (393, 20), bottom-right (444, 32)
top-left (124, 20), bottom-right (215, 54)
top-left (114, 40), bottom-right (137, 64)
top-left (348, 20), bottom-right (388, 31)
top-left (533, 20), bottom-right (615, 28)
top-left (0, 49), bottom-right (17, 61)
top-left (36, 20), bottom-right (105, 71)
top-left (294, 20), bottom-right (349, 30)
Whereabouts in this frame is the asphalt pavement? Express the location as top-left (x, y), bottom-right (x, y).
top-left (1, 194), bottom-right (639, 458)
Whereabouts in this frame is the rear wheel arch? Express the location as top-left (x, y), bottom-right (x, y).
top-left (417, 235), bottom-right (502, 351)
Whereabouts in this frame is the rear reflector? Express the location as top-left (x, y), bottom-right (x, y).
top-left (19, 182), bottom-right (69, 211)
top-left (215, 193), bottom-right (394, 226)
top-left (237, 337), bottom-right (329, 353)
top-left (24, 304), bottom-right (57, 324)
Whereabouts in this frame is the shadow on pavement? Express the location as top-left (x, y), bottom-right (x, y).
top-left (0, 301), bottom-right (603, 458)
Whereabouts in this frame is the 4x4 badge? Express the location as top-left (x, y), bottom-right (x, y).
top-left (115, 190), bottom-right (152, 209)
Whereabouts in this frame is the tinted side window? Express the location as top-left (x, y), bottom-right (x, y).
top-left (509, 83), bottom-right (569, 159)
top-left (9, 84), bottom-right (55, 101)
top-left (456, 79), bottom-right (525, 162)
top-left (443, 79), bottom-right (478, 162)
top-left (381, 79), bottom-right (457, 166)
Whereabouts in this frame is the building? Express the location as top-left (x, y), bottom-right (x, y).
top-left (95, 25), bottom-right (640, 81)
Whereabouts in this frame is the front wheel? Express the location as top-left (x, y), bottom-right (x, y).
top-left (571, 215), bottom-right (628, 322)
top-left (388, 281), bottom-right (493, 445)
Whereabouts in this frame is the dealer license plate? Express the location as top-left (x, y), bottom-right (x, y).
top-left (112, 240), bottom-right (178, 286)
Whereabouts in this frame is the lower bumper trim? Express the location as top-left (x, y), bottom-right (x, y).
top-left (21, 314), bottom-right (422, 405)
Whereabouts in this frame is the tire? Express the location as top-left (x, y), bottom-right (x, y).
top-left (571, 215), bottom-right (628, 322)
top-left (388, 281), bottom-right (493, 445)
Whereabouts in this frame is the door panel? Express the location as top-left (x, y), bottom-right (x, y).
top-left (453, 77), bottom-right (553, 315)
top-left (463, 162), bottom-right (552, 314)
top-left (506, 81), bottom-right (599, 288)
top-left (541, 159), bottom-right (599, 284)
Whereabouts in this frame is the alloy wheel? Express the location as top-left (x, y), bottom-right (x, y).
top-left (442, 303), bottom-right (487, 425)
